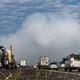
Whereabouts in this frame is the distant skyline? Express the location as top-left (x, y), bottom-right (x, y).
top-left (0, 0), bottom-right (80, 64)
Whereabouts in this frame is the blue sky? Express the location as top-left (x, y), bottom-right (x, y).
top-left (0, 0), bottom-right (80, 63)
top-left (0, 0), bottom-right (80, 36)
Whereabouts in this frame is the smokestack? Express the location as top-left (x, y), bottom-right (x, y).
top-left (10, 45), bottom-right (12, 55)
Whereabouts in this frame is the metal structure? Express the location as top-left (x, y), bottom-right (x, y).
top-left (0, 46), bottom-right (17, 69)
top-left (20, 59), bottom-right (27, 67)
top-left (64, 54), bottom-right (80, 72)
top-left (38, 56), bottom-right (49, 69)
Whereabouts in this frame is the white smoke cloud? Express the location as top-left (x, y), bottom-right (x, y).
top-left (0, 12), bottom-right (80, 64)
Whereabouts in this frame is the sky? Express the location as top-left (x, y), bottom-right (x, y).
top-left (0, 0), bottom-right (80, 64)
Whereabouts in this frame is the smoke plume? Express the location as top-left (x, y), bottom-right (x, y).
top-left (0, 13), bottom-right (80, 64)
